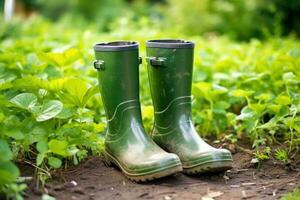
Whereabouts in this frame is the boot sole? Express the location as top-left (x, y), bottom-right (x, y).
top-left (183, 159), bottom-right (232, 174)
top-left (103, 151), bottom-right (182, 182)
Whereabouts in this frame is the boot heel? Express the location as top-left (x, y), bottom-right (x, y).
top-left (103, 152), bottom-right (113, 167)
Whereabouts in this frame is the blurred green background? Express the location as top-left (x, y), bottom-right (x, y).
top-left (2, 0), bottom-right (300, 40)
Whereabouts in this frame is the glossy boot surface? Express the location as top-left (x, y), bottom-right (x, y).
top-left (94, 41), bottom-right (182, 181)
top-left (146, 40), bottom-right (232, 174)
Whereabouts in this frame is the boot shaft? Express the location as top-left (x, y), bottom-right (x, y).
top-left (146, 40), bottom-right (195, 126)
top-left (146, 40), bottom-right (195, 113)
top-left (94, 41), bottom-right (142, 130)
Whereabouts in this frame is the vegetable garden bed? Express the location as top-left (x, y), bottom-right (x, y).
top-left (0, 17), bottom-right (299, 199)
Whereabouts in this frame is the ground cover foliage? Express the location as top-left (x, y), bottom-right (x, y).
top-left (0, 17), bottom-right (299, 199)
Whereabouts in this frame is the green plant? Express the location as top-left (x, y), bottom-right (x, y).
top-left (163, 0), bottom-right (300, 40)
top-left (254, 147), bottom-right (271, 161)
top-left (0, 15), bottom-right (299, 198)
top-left (281, 188), bottom-right (300, 200)
top-left (275, 149), bottom-right (289, 163)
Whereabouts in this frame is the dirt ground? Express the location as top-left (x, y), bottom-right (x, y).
top-left (22, 146), bottom-right (300, 200)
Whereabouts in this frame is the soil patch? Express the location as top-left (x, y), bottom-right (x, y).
top-left (22, 149), bottom-right (300, 200)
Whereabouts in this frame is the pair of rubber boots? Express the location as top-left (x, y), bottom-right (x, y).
top-left (93, 40), bottom-right (232, 182)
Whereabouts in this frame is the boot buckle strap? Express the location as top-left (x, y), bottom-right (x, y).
top-left (93, 60), bottom-right (105, 70)
top-left (146, 57), bottom-right (167, 67)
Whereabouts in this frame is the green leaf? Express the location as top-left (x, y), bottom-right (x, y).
top-left (55, 107), bottom-right (74, 119)
top-left (258, 118), bottom-right (278, 130)
top-left (0, 139), bottom-right (13, 162)
top-left (274, 149), bottom-right (288, 162)
top-left (236, 107), bottom-right (255, 121)
top-left (212, 84), bottom-right (228, 95)
top-left (28, 126), bottom-right (47, 144)
top-left (215, 101), bottom-right (230, 110)
top-left (293, 124), bottom-right (300, 133)
top-left (249, 103), bottom-right (266, 115)
top-left (39, 48), bottom-right (81, 67)
top-left (42, 194), bottom-right (56, 200)
top-left (94, 122), bottom-right (106, 132)
top-left (36, 100), bottom-right (63, 122)
top-left (283, 117), bottom-right (294, 127)
top-left (62, 78), bottom-right (89, 106)
top-left (10, 93), bottom-right (37, 111)
top-left (0, 161), bottom-right (20, 185)
top-left (267, 104), bottom-right (281, 114)
top-left (0, 81), bottom-right (12, 91)
top-left (255, 93), bottom-right (271, 102)
top-left (231, 89), bottom-right (254, 98)
top-left (213, 101), bottom-right (230, 115)
top-left (48, 157), bottom-right (62, 168)
top-left (47, 78), bottom-right (69, 92)
top-left (37, 140), bottom-right (48, 153)
top-left (13, 76), bottom-right (48, 90)
top-left (48, 139), bottom-right (69, 157)
top-left (36, 153), bottom-right (45, 166)
top-left (0, 111), bottom-right (4, 123)
top-left (193, 81), bottom-right (212, 101)
top-left (283, 72), bottom-right (298, 84)
top-left (277, 105), bottom-right (290, 117)
top-left (142, 105), bottom-right (154, 120)
top-left (5, 129), bottom-right (24, 140)
top-left (275, 95), bottom-right (291, 106)
top-left (82, 85), bottom-right (99, 106)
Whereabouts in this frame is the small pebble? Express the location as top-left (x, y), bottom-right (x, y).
top-left (250, 158), bottom-right (259, 164)
top-left (70, 181), bottom-right (78, 187)
top-left (242, 190), bottom-right (247, 199)
top-left (164, 195), bottom-right (172, 200)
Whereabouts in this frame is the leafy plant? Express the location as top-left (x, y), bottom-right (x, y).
top-left (254, 147), bottom-right (271, 161)
top-left (275, 149), bottom-right (289, 163)
top-left (281, 189), bottom-right (300, 200)
top-left (0, 15), bottom-right (299, 198)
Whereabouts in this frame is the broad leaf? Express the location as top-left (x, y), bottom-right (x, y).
top-left (0, 161), bottom-right (20, 184)
top-left (193, 82), bottom-right (212, 101)
top-left (47, 78), bottom-right (69, 92)
top-left (142, 105), bottom-right (154, 120)
top-left (36, 153), bottom-right (45, 166)
top-left (275, 95), bottom-right (291, 106)
top-left (82, 85), bottom-right (99, 106)
top-left (37, 139), bottom-right (48, 153)
top-left (55, 107), bottom-right (74, 119)
top-left (36, 100), bottom-right (63, 122)
top-left (4, 129), bottom-right (24, 140)
top-left (48, 139), bottom-right (69, 157)
top-left (0, 139), bottom-right (13, 162)
top-left (39, 48), bottom-right (81, 67)
top-left (48, 157), bottom-right (62, 168)
top-left (231, 89), bottom-right (254, 98)
top-left (10, 93), bottom-right (37, 111)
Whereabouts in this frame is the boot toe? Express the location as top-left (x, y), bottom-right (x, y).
top-left (181, 148), bottom-right (233, 174)
top-left (124, 152), bottom-right (182, 181)
top-left (128, 152), bottom-right (182, 174)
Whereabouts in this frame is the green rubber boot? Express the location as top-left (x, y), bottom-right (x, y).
top-left (93, 41), bottom-right (182, 182)
top-left (146, 40), bottom-right (233, 174)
